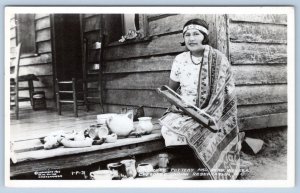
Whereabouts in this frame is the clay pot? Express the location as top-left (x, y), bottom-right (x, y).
top-left (120, 159), bottom-right (137, 179)
top-left (137, 117), bottom-right (154, 134)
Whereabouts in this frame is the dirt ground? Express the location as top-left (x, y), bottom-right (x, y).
top-left (239, 126), bottom-right (287, 180)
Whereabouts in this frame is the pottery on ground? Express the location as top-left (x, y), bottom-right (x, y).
top-left (90, 170), bottom-right (113, 180)
top-left (136, 163), bottom-right (154, 176)
top-left (120, 159), bottom-right (137, 179)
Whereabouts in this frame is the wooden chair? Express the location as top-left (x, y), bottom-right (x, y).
top-left (10, 43), bottom-right (38, 119)
top-left (55, 78), bottom-right (87, 117)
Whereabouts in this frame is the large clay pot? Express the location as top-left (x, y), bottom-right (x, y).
top-left (106, 112), bottom-right (134, 138)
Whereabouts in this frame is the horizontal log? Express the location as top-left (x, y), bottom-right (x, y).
top-left (148, 14), bottom-right (207, 36)
top-left (229, 23), bottom-right (287, 44)
top-left (237, 103), bottom-right (287, 118)
top-left (238, 113), bottom-right (287, 131)
top-left (229, 14), bottom-right (287, 25)
top-left (19, 63), bottom-right (53, 76)
top-left (84, 15), bottom-right (101, 32)
top-left (104, 55), bottom-right (174, 73)
top-left (103, 72), bottom-right (170, 89)
top-left (19, 53), bottom-right (52, 66)
top-left (104, 89), bottom-right (169, 108)
top-left (230, 43), bottom-right (287, 64)
top-left (19, 87), bottom-right (53, 99)
top-left (19, 75), bottom-right (53, 88)
top-left (35, 14), bottom-right (50, 20)
top-left (36, 28), bottom-right (51, 42)
top-left (104, 33), bottom-right (185, 60)
top-left (37, 41), bottom-right (52, 53)
top-left (232, 65), bottom-right (287, 85)
top-left (35, 16), bottom-right (51, 31)
top-left (236, 85), bottom-right (287, 105)
top-left (103, 84), bottom-right (287, 108)
top-left (147, 14), bottom-right (177, 21)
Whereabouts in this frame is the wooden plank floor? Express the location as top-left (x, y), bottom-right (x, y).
top-left (10, 105), bottom-right (101, 141)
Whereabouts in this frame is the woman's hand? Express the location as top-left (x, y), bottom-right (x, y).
top-left (168, 79), bottom-right (180, 92)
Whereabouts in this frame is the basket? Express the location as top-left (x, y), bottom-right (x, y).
top-left (32, 91), bottom-right (46, 110)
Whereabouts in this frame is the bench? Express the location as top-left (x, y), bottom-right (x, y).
top-left (10, 122), bottom-right (165, 177)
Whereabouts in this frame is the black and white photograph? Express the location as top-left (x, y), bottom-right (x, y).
top-left (5, 6), bottom-right (295, 187)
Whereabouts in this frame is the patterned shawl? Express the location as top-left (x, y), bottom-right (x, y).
top-left (160, 45), bottom-right (240, 180)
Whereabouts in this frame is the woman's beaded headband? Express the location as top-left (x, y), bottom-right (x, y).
top-left (183, 24), bottom-right (209, 35)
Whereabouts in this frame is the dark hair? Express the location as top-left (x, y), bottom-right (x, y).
top-left (180, 18), bottom-right (209, 46)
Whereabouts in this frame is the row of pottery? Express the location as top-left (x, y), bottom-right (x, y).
top-left (97, 112), bottom-right (154, 138)
top-left (90, 159), bottom-right (155, 180)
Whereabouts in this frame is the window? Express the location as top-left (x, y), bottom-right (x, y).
top-left (122, 14), bottom-right (140, 34)
top-left (105, 14), bottom-right (148, 44)
top-left (15, 14), bottom-right (37, 55)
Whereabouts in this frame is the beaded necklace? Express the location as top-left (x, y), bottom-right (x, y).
top-left (190, 52), bottom-right (203, 65)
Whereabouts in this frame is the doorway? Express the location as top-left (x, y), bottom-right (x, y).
top-left (52, 14), bottom-right (83, 80)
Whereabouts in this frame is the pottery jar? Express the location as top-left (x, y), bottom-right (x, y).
top-left (107, 162), bottom-right (126, 179)
top-left (137, 117), bottom-right (154, 134)
top-left (136, 163), bottom-right (154, 177)
top-left (120, 159), bottom-right (137, 179)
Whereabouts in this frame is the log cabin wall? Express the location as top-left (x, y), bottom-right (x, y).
top-left (102, 14), bottom-right (287, 131)
top-left (228, 14), bottom-right (287, 130)
top-left (10, 14), bottom-right (54, 106)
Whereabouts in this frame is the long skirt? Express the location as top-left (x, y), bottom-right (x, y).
top-left (159, 111), bottom-right (241, 180)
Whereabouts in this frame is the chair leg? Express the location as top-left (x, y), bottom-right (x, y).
top-left (83, 84), bottom-right (89, 112)
top-left (72, 78), bottom-right (78, 117)
top-left (56, 93), bottom-right (61, 115)
top-left (15, 97), bottom-right (19, 120)
top-left (28, 80), bottom-right (34, 106)
top-left (15, 86), bottom-right (19, 120)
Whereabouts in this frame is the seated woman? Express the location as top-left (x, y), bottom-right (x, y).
top-left (159, 19), bottom-right (241, 180)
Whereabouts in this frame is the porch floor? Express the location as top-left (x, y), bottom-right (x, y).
top-left (10, 105), bottom-right (102, 141)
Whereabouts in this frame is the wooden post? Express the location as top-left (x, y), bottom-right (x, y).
top-left (55, 78), bottom-right (61, 115)
top-left (216, 14), bottom-right (229, 58)
top-left (98, 34), bottom-right (105, 113)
